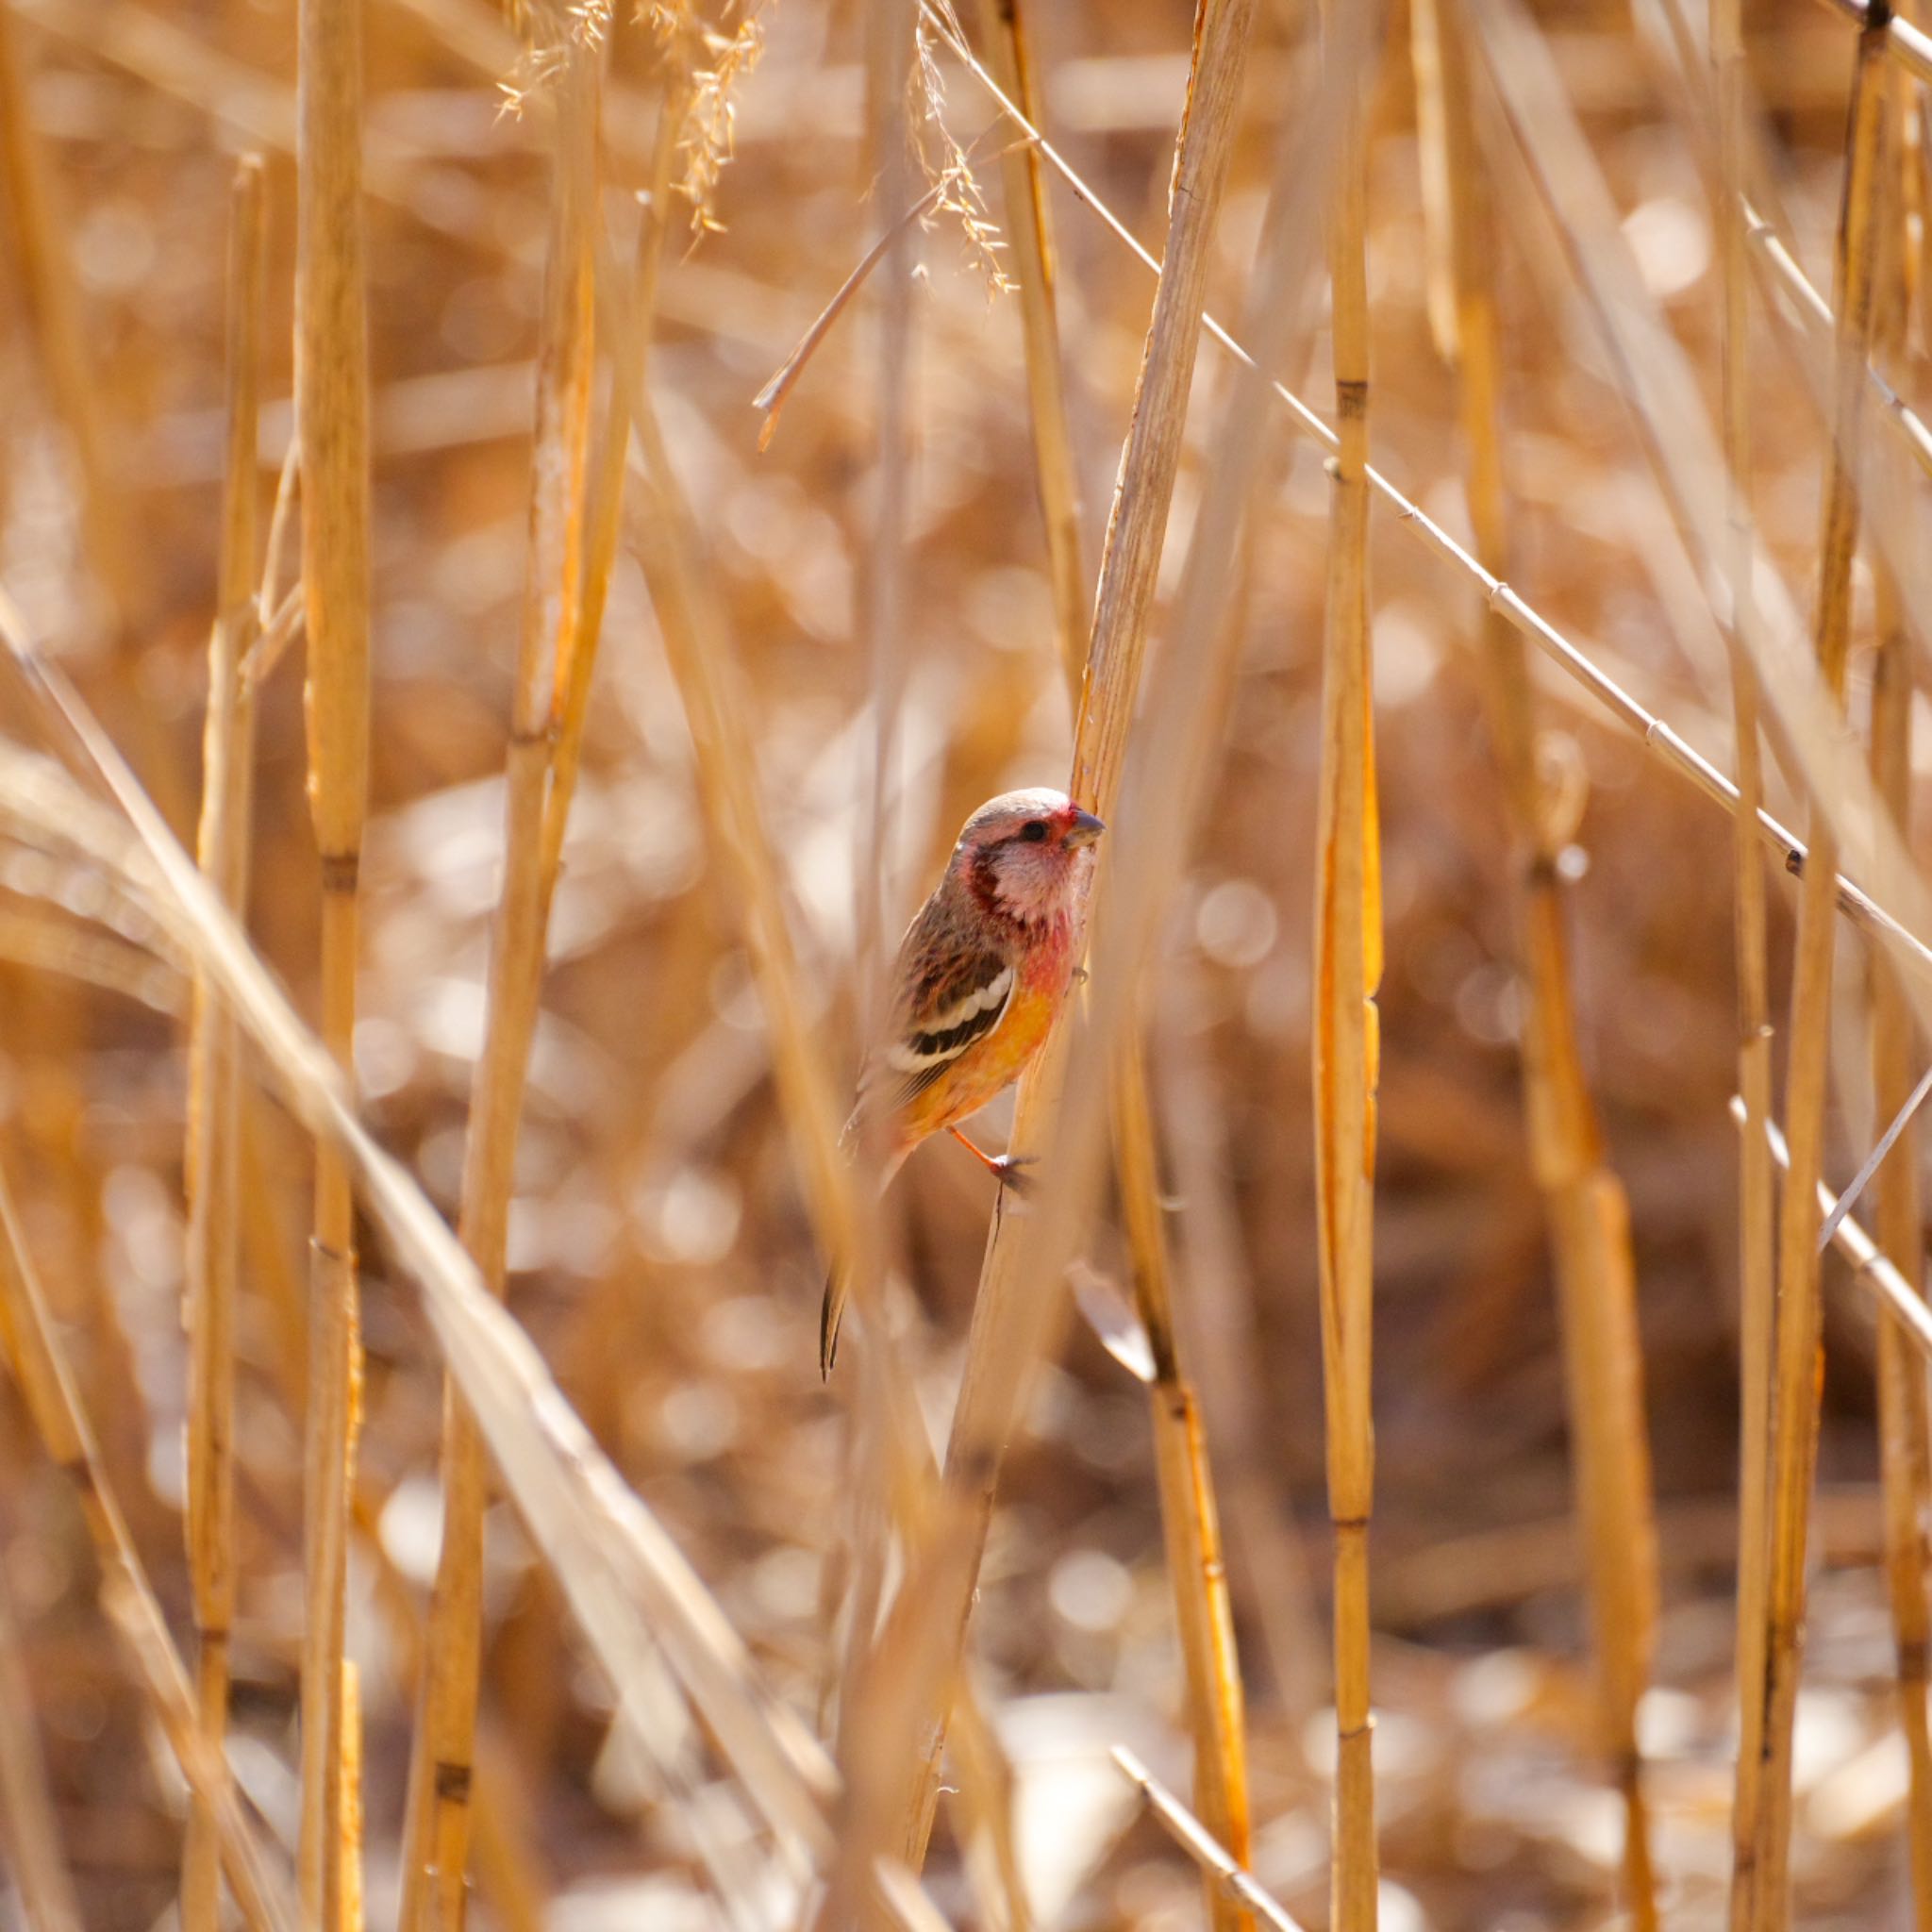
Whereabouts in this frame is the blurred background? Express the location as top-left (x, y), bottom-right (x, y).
top-left (0, 0), bottom-right (1924, 1924)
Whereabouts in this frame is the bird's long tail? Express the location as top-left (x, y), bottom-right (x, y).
top-left (819, 1264), bottom-right (848, 1379)
top-left (818, 1143), bottom-right (908, 1377)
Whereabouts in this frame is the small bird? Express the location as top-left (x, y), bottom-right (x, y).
top-left (821, 786), bottom-right (1105, 1373)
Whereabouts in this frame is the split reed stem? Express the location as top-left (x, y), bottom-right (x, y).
top-left (182, 150), bottom-right (267, 1932)
top-left (294, 0), bottom-right (374, 1916)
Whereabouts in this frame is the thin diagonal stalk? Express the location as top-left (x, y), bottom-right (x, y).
top-left (1712, 0), bottom-right (1779, 1924)
top-left (294, 0), bottom-right (373, 1917)
top-left (0, 1158), bottom-right (293, 1932)
top-left (974, 5), bottom-right (1252, 1907)
top-left (1418, 7), bottom-right (1657, 1919)
top-left (1753, 11), bottom-right (1892, 1925)
top-left (1866, 57), bottom-right (1932, 1921)
top-left (182, 150), bottom-right (267, 1932)
top-left (1312, 7), bottom-right (1383, 1926)
top-left (891, 0), bottom-right (1259, 1876)
top-left (399, 38), bottom-right (599, 1932)
top-left (1113, 1749), bottom-right (1309, 1932)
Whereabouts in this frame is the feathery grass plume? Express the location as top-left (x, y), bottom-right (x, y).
top-left (294, 0), bottom-right (374, 1914)
top-left (912, 2), bottom-right (1012, 297)
top-left (0, 1157), bottom-right (296, 1932)
top-left (1751, 12), bottom-right (1891, 1921)
top-left (1709, 0), bottom-right (1779, 1921)
top-left (398, 22), bottom-right (600, 1926)
top-left (881, 0), bottom-right (1260, 1879)
top-left (1860, 47), bottom-right (1932, 1923)
top-left (1311, 4), bottom-right (1384, 1924)
top-left (1412, 4), bottom-right (1658, 1917)
top-left (181, 151), bottom-right (267, 1932)
top-left (643, 0), bottom-right (767, 233)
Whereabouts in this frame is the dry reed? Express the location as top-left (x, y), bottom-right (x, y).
top-left (1860, 45), bottom-right (1932, 1921)
top-left (1750, 9), bottom-right (1891, 1922)
top-left (398, 30), bottom-right (600, 1926)
top-left (1415, 8), bottom-right (1658, 1917)
top-left (1712, 0), bottom-right (1780, 1921)
top-left (294, 0), bottom-right (374, 1916)
top-left (888, 0), bottom-right (1259, 1874)
top-left (1311, 6), bottom-right (1383, 1926)
top-left (965, 0), bottom-right (1255, 1906)
top-left (181, 149), bottom-right (267, 1932)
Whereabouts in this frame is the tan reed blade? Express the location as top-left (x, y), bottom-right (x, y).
top-left (1311, 5), bottom-right (1384, 1925)
top-left (1863, 45), bottom-right (1932, 1921)
top-left (1112, 1747), bottom-right (1310, 1932)
top-left (295, 0), bottom-right (374, 1917)
top-left (1415, 4), bottom-right (1658, 1918)
top-left (1710, 0), bottom-right (1780, 1923)
top-left (397, 29), bottom-right (600, 1927)
top-left (972, 2), bottom-right (1253, 1907)
top-left (182, 150), bottom-right (267, 1932)
top-left (890, 0), bottom-right (1259, 1875)
top-left (1749, 9), bottom-right (1892, 1924)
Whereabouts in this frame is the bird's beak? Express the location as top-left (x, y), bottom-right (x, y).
top-left (1064, 808), bottom-right (1106, 849)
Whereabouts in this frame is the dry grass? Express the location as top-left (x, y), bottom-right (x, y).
top-left (7, 0), bottom-right (1932, 1926)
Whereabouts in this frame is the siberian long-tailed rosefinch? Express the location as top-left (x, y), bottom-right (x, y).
top-left (820, 787), bottom-right (1106, 1374)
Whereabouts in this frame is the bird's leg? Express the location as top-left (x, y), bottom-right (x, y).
top-left (947, 1125), bottom-right (1037, 1194)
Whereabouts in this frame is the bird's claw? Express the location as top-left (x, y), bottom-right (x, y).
top-left (989, 1153), bottom-right (1038, 1195)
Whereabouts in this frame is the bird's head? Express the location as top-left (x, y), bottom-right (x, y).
top-left (953, 787), bottom-right (1106, 925)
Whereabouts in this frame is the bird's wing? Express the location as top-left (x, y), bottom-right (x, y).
top-left (850, 902), bottom-right (1015, 1121)
top-left (886, 944), bottom-right (1017, 1106)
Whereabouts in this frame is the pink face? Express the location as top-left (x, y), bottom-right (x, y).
top-left (955, 788), bottom-right (1106, 924)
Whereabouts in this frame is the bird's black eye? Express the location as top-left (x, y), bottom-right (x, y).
top-left (1018, 820), bottom-right (1049, 842)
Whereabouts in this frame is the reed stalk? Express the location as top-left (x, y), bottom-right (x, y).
top-left (0, 1156), bottom-right (293, 1932)
top-left (1711, 0), bottom-right (1780, 1923)
top-left (891, 0), bottom-right (1258, 1874)
top-left (295, 0), bottom-right (373, 1918)
top-left (1311, 5), bottom-right (1383, 1924)
top-left (970, 0), bottom-right (1085, 675)
top-left (182, 150), bottom-right (267, 1932)
top-left (1751, 10), bottom-right (1892, 1924)
top-left (1416, 6), bottom-right (1657, 1919)
top-left (1864, 63), bottom-right (1932, 1922)
top-left (399, 34), bottom-right (599, 1930)
top-left (974, 6), bottom-right (1253, 1907)
top-left (1113, 1041), bottom-right (1252, 1932)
